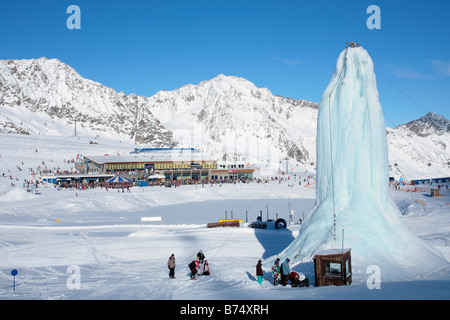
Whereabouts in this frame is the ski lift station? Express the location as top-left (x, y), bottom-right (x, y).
top-left (76, 148), bottom-right (255, 183)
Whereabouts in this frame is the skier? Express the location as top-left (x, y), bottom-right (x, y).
top-left (167, 254), bottom-right (176, 279)
top-left (281, 258), bottom-right (291, 286)
top-left (271, 259), bottom-right (281, 286)
top-left (188, 260), bottom-right (199, 280)
top-left (256, 260), bottom-right (263, 285)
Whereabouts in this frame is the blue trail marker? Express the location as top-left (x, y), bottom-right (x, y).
top-left (11, 269), bottom-right (18, 292)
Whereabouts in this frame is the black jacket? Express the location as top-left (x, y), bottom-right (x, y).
top-left (188, 261), bottom-right (197, 270)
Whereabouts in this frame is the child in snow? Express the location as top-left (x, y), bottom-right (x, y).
top-left (202, 260), bottom-right (210, 276)
top-left (198, 261), bottom-right (204, 275)
top-left (256, 260), bottom-right (263, 285)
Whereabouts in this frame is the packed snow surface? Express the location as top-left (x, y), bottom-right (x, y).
top-left (0, 132), bottom-right (449, 300)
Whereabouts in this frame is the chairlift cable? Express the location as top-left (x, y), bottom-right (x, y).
top-left (375, 69), bottom-right (430, 115)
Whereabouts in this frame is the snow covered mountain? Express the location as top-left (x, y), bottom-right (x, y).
top-left (386, 112), bottom-right (450, 179)
top-left (0, 58), bottom-right (319, 169)
top-left (401, 112), bottom-right (450, 137)
top-left (145, 74), bottom-right (319, 168)
top-left (0, 58), bottom-right (176, 147)
top-left (0, 57), bottom-right (448, 179)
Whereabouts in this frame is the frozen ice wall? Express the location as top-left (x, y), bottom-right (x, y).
top-left (273, 47), bottom-right (447, 280)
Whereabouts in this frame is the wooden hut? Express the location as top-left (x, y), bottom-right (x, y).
top-left (431, 189), bottom-right (441, 197)
top-left (313, 248), bottom-right (352, 287)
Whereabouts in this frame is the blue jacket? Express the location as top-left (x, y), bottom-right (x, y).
top-left (281, 260), bottom-right (290, 275)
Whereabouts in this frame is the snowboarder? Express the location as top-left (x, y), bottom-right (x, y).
top-left (256, 260), bottom-right (263, 285)
top-left (188, 260), bottom-right (199, 280)
top-left (167, 254), bottom-right (176, 278)
top-left (281, 258), bottom-right (291, 286)
top-left (271, 259), bottom-right (281, 286)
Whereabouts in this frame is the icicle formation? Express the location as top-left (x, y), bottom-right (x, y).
top-left (273, 46), bottom-right (447, 280)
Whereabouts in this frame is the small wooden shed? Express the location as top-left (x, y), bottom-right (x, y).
top-left (431, 189), bottom-right (441, 197)
top-left (313, 248), bottom-right (352, 287)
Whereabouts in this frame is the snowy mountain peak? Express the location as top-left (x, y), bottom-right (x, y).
top-left (146, 73), bottom-right (319, 166)
top-left (192, 74), bottom-right (272, 99)
top-left (399, 112), bottom-right (450, 137)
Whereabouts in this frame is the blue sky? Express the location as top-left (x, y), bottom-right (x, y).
top-left (1, 0), bottom-right (449, 127)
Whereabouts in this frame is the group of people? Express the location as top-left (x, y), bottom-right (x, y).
top-left (168, 253), bottom-right (307, 287)
top-left (256, 258), bottom-right (309, 287)
top-left (189, 250), bottom-right (210, 280)
top-left (166, 250), bottom-right (211, 280)
top-left (256, 258), bottom-right (291, 286)
top-left (271, 258), bottom-right (291, 286)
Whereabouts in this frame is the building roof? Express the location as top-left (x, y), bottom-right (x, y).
top-left (314, 248), bottom-right (351, 256)
top-left (85, 149), bottom-right (214, 165)
top-left (412, 177), bottom-right (450, 181)
top-left (130, 147), bottom-right (197, 154)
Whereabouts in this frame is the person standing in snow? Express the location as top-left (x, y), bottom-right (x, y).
top-left (256, 260), bottom-right (263, 285)
top-left (281, 258), bottom-right (291, 286)
top-left (167, 254), bottom-right (176, 279)
top-left (272, 259), bottom-right (281, 286)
